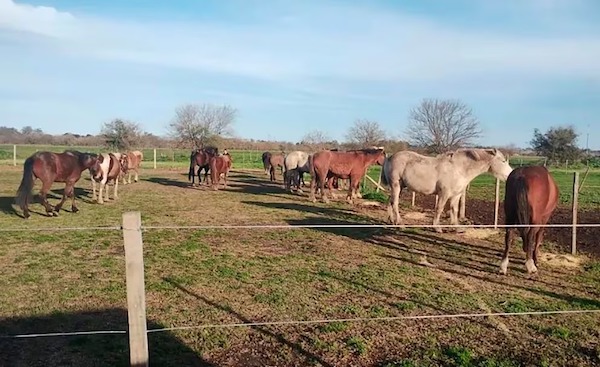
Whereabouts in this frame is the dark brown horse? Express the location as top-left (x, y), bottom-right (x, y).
top-left (189, 147), bottom-right (218, 185)
top-left (309, 148), bottom-right (385, 203)
top-left (500, 166), bottom-right (559, 275)
top-left (262, 151), bottom-right (272, 175)
top-left (210, 153), bottom-right (232, 190)
top-left (15, 150), bottom-right (98, 218)
top-left (268, 154), bottom-right (285, 182)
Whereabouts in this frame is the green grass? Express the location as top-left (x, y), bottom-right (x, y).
top-left (0, 166), bottom-right (599, 366)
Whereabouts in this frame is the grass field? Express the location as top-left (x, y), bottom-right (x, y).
top-left (0, 165), bottom-right (599, 366)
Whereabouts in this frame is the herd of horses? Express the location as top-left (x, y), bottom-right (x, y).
top-left (13, 145), bottom-right (559, 276)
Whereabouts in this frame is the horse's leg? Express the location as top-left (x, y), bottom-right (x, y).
top-left (387, 181), bottom-right (403, 226)
top-left (114, 177), bottom-right (119, 200)
top-left (524, 228), bottom-right (539, 274)
top-left (39, 180), bottom-right (55, 216)
top-left (54, 184), bottom-right (69, 213)
top-left (68, 181), bottom-right (79, 213)
top-left (500, 228), bottom-right (516, 275)
top-left (459, 189), bottom-right (467, 222)
top-left (533, 227), bottom-right (546, 267)
top-left (432, 193), bottom-right (450, 233)
top-left (98, 179), bottom-right (106, 204)
top-left (309, 171), bottom-right (318, 202)
top-left (134, 167), bottom-right (139, 183)
top-left (449, 194), bottom-right (463, 233)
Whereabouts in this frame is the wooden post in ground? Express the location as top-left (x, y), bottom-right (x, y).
top-left (572, 172), bottom-right (579, 255)
top-left (376, 171), bottom-right (382, 193)
top-left (122, 212), bottom-right (149, 367)
top-left (13, 145), bottom-right (17, 166)
top-left (494, 178), bottom-right (500, 229)
top-left (411, 192), bottom-right (416, 207)
top-left (153, 149), bottom-right (157, 169)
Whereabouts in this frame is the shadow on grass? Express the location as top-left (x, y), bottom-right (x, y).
top-left (0, 308), bottom-right (214, 367)
top-left (144, 177), bottom-right (194, 189)
top-left (163, 277), bottom-right (335, 367)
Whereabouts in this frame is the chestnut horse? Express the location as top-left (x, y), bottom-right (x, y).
top-left (268, 154), bottom-right (285, 182)
top-left (15, 150), bottom-right (98, 218)
top-left (310, 148), bottom-right (385, 203)
top-left (189, 147), bottom-right (218, 185)
top-left (500, 166), bottom-right (559, 275)
top-left (210, 152), bottom-right (232, 190)
top-left (120, 150), bottom-right (143, 184)
top-left (262, 151), bottom-right (272, 175)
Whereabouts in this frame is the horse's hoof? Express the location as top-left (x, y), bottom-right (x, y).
top-left (72, 208), bottom-right (79, 213)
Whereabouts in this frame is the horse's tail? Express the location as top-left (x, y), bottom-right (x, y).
top-left (515, 176), bottom-right (530, 237)
top-left (16, 156), bottom-right (35, 210)
top-left (380, 156), bottom-right (390, 187)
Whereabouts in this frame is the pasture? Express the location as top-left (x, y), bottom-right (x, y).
top-left (1, 164), bottom-right (599, 367)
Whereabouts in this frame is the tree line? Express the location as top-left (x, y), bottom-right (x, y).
top-left (0, 98), bottom-right (589, 163)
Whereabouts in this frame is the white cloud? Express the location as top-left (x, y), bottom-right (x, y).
top-left (1, 0), bottom-right (599, 89)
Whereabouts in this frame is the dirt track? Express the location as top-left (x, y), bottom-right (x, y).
top-left (412, 194), bottom-right (600, 258)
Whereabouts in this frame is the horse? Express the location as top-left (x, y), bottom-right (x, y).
top-left (189, 147), bottom-right (218, 186)
top-left (209, 152), bottom-right (232, 190)
top-left (89, 153), bottom-right (123, 204)
top-left (262, 151), bottom-right (272, 175)
top-left (120, 150), bottom-right (143, 184)
top-left (268, 154), bottom-right (285, 182)
top-left (381, 148), bottom-right (513, 233)
top-left (15, 150), bottom-right (98, 218)
top-left (500, 166), bottom-right (559, 275)
top-left (283, 151), bottom-right (310, 192)
top-left (310, 148), bottom-right (385, 203)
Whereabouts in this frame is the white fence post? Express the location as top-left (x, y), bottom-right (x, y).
top-left (153, 149), bottom-right (157, 170)
top-left (572, 172), bottom-right (579, 255)
top-left (411, 192), bottom-right (416, 207)
top-left (494, 178), bottom-right (500, 229)
top-left (13, 144), bottom-right (17, 166)
top-left (122, 211), bottom-right (149, 367)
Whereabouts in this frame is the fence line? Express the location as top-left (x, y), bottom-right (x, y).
top-left (4, 309), bottom-right (600, 340)
top-left (2, 222), bottom-right (600, 233)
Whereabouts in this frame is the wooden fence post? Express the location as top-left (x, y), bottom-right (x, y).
top-left (572, 172), bottom-right (579, 255)
top-left (13, 144), bottom-right (17, 166)
top-left (122, 212), bottom-right (149, 367)
top-left (376, 171), bottom-right (382, 193)
top-left (494, 178), bottom-right (500, 229)
top-left (411, 192), bottom-right (416, 207)
top-left (153, 149), bottom-right (157, 170)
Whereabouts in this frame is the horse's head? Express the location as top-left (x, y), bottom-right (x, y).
top-left (486, 148), bottom-right (513, 181)
top-left (374, 148), bottom-right (386, 165)
top-left (88, 155), bottom-right (104, 181)
top-left (80, 152), bottom-right (98, 169)
top-left (119, 154), bottom-right (129, 172)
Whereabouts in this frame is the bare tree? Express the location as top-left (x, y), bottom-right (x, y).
top-left (345, 119), bottom-right (386, 148)
top-left (101, 119), bottom-right (143, 150)
top-left (168, 103), bottom-right (236, 148)
top-left (406, 99), bottom-right (482, 153)
top-left (301, 130), bottom-right (330, 148)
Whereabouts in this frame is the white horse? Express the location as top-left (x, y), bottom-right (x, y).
top-left (89, 153), bottom-right (124, 204)
top-left (283, 151), bottom-right (310, 193)
top-left (381, 148), bottom-right (513, 232)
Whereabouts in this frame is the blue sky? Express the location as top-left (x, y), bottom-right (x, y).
top-left (0, 0), bottom-right (599, 148)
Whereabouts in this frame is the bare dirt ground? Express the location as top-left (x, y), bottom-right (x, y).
top-left (412, 194), bottom-right (600, 258)
top-left (0, 167), bottom-right (599, 367)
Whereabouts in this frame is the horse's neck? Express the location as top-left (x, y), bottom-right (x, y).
top-left (457, 159), bottom-right (490, 182)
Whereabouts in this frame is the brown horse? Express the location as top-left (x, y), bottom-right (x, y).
top-left (120, 150), bottom-right (143, 184)
top-left (268, 154), bottom-right (285, 182)
top-left (189, 147), bottom-right (218, 185)
top-left (262, 151), bottom-right (272, 175)
top-left (210, 153), bottom-right (232, 190)
top-left (15, 150), bottom-right (98, 218)
top-left (309, 148), bottom-right (385, 203)
top-left (500, 166), bottom-right (559, 275)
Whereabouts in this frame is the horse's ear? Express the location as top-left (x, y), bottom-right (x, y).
top-left (466, 149), bottom-right (481, 161)
top-left (485, 148), bottom-right (499, 156)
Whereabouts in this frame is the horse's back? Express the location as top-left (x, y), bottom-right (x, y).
top-left (505, 166), bottom-right (558, 225)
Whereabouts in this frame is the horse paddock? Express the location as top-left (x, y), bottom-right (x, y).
top-left (0, 166), bottom-right (599, 366)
